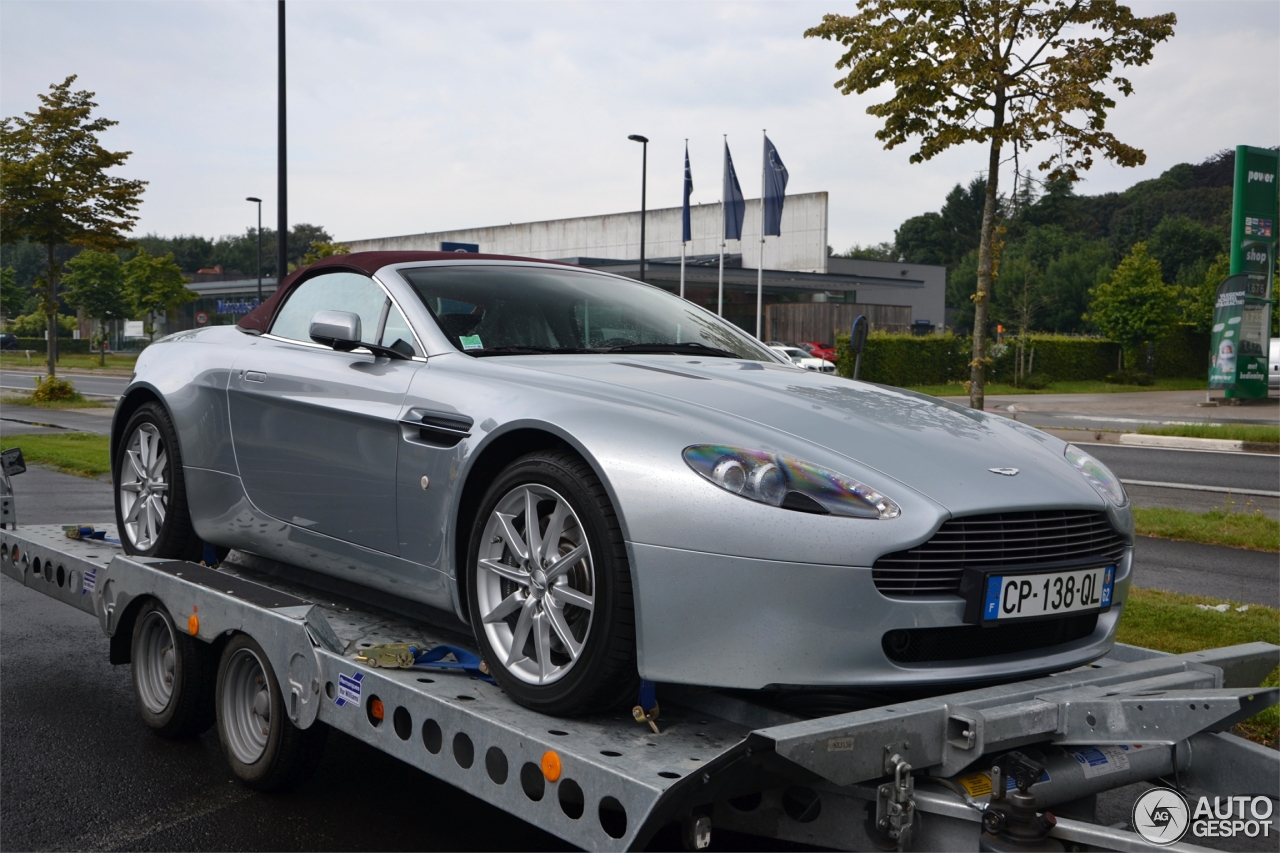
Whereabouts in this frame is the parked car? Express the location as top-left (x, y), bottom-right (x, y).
top-left (801, 341), bottom-right (837, 362)
top-left (114, 251), bottom-right (1132, 715)
top-left (1270, 338), bottom-right (1279, 390)
top-left (0, 332), bottom-right (17, 351)
top-left (770, 344), bottom-right (836, 373)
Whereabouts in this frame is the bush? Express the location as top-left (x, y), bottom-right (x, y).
top-left (1105, 369), bottom-right (1154, 386)
top-left (7, 338), bottom-right (95, 354)
top-left (1020, 372), bottom-right (1052, 390)
top-left (30, 375), bottom-right (80, 402)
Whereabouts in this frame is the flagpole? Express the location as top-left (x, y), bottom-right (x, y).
top-left (681, 138), bottom-right (687, 300)
top-left (718, 135), bottom-right (726, 317)
top-left (757, 129), bottom-right (765, 340)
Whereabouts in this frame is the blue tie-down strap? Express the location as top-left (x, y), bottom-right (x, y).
top-left (638, 679), bottom-right (657, 712)
top-left (63, 525), bottom-right (119, 545)
top-left (411, 644), bottom-right (496, 684)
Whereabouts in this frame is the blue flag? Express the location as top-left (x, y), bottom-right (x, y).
top-left (762, 135), bottom-right (789, 237)
top-left (723, 141), bottom-right (745, 241)
top-left (682, 143), bottom-right (693, 244)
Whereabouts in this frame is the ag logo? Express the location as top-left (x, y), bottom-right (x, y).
top-left (1132, 787), bottom-right (1189, 845)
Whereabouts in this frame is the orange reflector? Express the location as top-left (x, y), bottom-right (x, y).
top-left (370, 697), bottom-right (385, 721)
top-left (541, 750), bottom-right (562, 782)
top-left (187, 614), bottom-right (199, 636)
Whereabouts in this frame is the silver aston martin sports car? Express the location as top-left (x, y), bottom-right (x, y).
top-left (113, 251), bottom-right (1133, 716)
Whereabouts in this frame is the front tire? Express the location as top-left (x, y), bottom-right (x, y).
top-left (215, 634), bottom-right (328, 792)
top-left (466, 450), bottom-right (637, 716)
top-left (114, 401), bottom-right (201, 560)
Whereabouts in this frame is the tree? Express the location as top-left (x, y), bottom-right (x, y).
top-left (290, 239), bottom-right (350, 272)
top-left (805, 1), bottom-right (1176, 409)
top-left (62, 249), bottom-right (130, 364)
top-left (0, 266), bottom-right (22, 326)
top-left (0, 76), bottom-right (146, 375)
top-left (1147, 215), bottom-right (1224, 284)
top-left (1179, 253), bottom-right (1228, 335)
top-left (123, 248), bottom-right (195, 342)
top-left (1085, 242), bottom-right (1177, 367)
top-left (836, 241), bottom-right (898, 260)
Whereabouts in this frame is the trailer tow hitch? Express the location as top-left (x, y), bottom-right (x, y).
top-left (877, 753), bottom-right (916, 851)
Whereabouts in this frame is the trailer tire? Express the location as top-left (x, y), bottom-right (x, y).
top-left (215, 634), bottom-right (328, 792)
top-left (130, 599), bottom-right (216, 738)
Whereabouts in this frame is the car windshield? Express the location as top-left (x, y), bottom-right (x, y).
top-left (400, 265), bottom-right (779, 361)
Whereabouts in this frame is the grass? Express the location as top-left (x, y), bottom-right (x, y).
top-left (0, 352), bottom-right (138, 371)
top-left (1138, 423), bottom-right (1280, 443)
top-left (0, 432), bottom-right (110, 478)
top-left (1133, 507), bottom-right (1279, 552)
top-left (1, 393), bottom-right (110, 409)
top-left (907, 378), bottom-right (1207, 397)
top-left (1117, 588), bottom-right (1279, 747)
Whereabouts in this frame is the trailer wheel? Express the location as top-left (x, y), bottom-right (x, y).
top-left (131, 599), bottom-right (215, 738)
top-left (215, 634), bottom-right (327, 791)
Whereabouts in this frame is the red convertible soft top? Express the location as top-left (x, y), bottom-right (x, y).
top-left (237, 250), bottom-right (558, 333)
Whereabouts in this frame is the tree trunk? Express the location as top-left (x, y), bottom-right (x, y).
top-left (968, 98), bottom-right (1005, 411)
top-left (45, 243), bottom-right (58, 378)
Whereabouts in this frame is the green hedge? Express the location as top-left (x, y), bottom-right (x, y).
top-left (836, 331), bottom-right (1207, 386)
top-left (7, 338), bottom-right (95, 354)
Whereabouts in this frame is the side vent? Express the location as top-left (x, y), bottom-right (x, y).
top-left (399, 409), bottom-right (473, 448)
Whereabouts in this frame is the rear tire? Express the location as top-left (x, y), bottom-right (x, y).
top-left (466, 450), bottom-right (637, 716)
top-left (130, 599), bottom-right (216, 738)
top-left (114, 401), bottom-right (201, 561)
top-left (215, 634), bottom-right (327, 792)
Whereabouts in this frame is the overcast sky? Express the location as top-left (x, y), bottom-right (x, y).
top-left (2, 1), bottom-right (1277, 252)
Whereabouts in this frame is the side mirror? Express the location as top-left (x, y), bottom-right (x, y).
top-left (310, 310), bottom-right (361, 351)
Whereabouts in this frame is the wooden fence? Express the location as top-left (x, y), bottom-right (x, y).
top-left (763, 303), bottom-right (912, 344)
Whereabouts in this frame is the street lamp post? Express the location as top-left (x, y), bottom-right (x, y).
top-left (246, 197), bottom-right (263, 307)
top-left (628, 134), bottom-right (649, 283)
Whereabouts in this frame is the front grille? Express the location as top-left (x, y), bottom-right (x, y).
top-left (873, 510), bottom-right (1128, 597)
top-left (882, 613), bottom-right (1099, 663)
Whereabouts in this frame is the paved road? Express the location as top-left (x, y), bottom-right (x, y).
top-left (1, 403), bottom-right (116, 436)
top-left (946, 389), bottom-right (1280, 432)
top-left (0, 367), bottom-right (131, 398)
top-left (1087, 445), bottom-right (1280, 494)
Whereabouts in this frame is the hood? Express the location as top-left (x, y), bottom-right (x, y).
top-left (502, 355), bottom-right (1105, 515)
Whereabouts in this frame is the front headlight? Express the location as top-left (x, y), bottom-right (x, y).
top-left (1064, 444), bottom-right (1127, 507)
top-left (683, 445), bottom-right (901, 519)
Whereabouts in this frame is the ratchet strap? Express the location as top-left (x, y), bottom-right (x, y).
top-left (411, 644), bottom-right (497, 684)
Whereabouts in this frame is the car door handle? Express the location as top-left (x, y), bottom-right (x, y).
top-left (243, 371), bottom-right (266, 383)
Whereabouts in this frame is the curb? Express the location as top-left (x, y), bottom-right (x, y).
top-left (1117, 433), bottom-right (1279, 455)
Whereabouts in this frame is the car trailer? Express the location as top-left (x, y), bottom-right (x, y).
top-left (1, 520), bottom-right (1276, 852)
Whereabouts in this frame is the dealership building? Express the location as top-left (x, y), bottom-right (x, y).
top-left (173, 192), bottom-right (945, 344)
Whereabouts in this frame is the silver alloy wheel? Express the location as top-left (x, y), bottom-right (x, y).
top-left (476, 484), bottom-right (595, 686)
top-left (135, 610), bottom-right (176, 714)
top-left (221, 647), bottom-right (272, 764)
top-left (119, 423), bottom-right (170, 550)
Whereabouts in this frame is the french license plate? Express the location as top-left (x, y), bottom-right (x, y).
top-left (981, 566), bottom-right (1114, 622)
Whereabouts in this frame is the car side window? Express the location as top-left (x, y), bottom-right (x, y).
top-left (270, 272), bottom-right (387, 346)
top-left (380, 302), bottom-right (419, 357)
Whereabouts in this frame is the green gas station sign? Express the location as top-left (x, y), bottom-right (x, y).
top-left (1212, 146), bottom-right (1277, 397)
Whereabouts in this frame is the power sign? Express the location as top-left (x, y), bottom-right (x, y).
top-left (1213, 146), bottom-right (1277, 398)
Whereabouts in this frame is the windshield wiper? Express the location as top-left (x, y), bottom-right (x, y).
top-left (468, 345), bottom-right (589, 357)
top-left (602, 342), bottom-right (742, 359)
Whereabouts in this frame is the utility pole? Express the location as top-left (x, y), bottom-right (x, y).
top-left (277, 1), bottom-right (288, 284)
